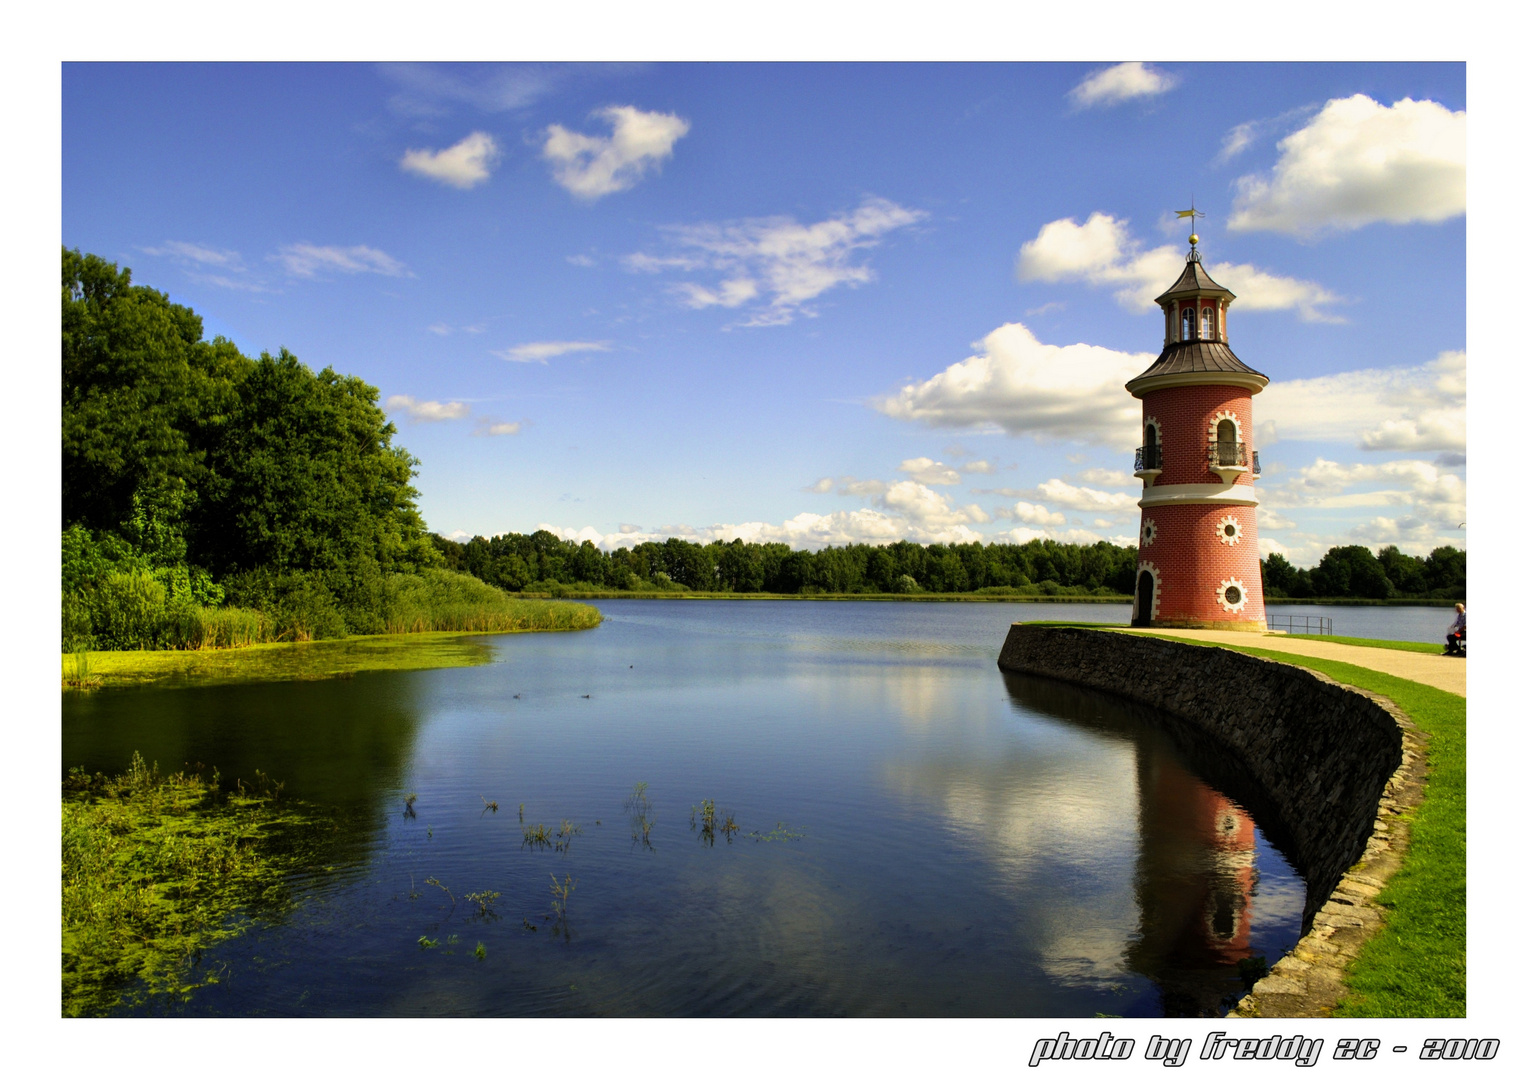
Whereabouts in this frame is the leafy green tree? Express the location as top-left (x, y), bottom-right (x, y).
top-left (194, 349), bottom-right (436, 578)
top-left (1423, 546), bottom-right (1466, 597)
top-left (1377, 545), bottom-right (1428, 595)
top-left (63, 248), bottom-right (245, 546)
top-left (1311, 545), bottom-right (1395, 599)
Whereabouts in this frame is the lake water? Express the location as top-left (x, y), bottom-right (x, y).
top-left (62, 600), bottom-right (1313, 1017)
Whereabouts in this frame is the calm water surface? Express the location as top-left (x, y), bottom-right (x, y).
top-left (63, 601), bottom-right (1308, 1017)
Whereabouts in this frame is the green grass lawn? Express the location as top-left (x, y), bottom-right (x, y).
top-left (1134, 634), bottom-right (1465, 1016)
top-left (1282, 633), bottom-right (1447, 655)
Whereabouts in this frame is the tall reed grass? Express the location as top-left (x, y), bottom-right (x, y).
top-left (63, 568), bottom-right (600, 652)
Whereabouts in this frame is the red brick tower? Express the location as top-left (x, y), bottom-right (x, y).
top-left (1128, 235), bottom-right (1267, 629)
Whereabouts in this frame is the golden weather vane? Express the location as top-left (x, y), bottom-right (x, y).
top-left (1176, 202), bottom-right (1206, 248)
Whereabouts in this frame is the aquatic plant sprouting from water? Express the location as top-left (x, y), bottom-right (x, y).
top-left (748, 822), bottom-right (804, 843)
top-left (465, 889), bottom-right (501, 919)
top-left (691, 798), bottom-right (740, 845)
top-left (482, 797), bottom-right (498, 813)
top-left (424, 876), bottom-right (456, 914)
top-left (555, 819), bottom-right (582, 853)
top-left (549, 874), bottom-right (576, 939)
top-left (624, 781), bottom-right (656, 848)
top-left (523, 822), bottom-right (553, 848)
top-left (691, 798), bottom-right (717, 845)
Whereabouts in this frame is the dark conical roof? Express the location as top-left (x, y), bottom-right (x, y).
top-left (1154, 250), bottom-right (1235, 305)
top-left (1127, 340), bottom-right (1268, 395)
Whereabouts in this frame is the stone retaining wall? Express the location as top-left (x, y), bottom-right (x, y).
top-left (997, 625), bottom-right (1429, 1017)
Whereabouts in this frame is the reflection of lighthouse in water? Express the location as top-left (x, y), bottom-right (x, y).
top-left (1126, 739), bottom-right (1259, 1017)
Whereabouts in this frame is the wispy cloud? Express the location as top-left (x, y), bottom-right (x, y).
top-left (276, 244), bottom-right (408, 279)
top-left (475, 418), bottom-right (522, 437)
top-left (494, 340), bottom-right (612, 364)
top-left (400, 131), bottom-right (501, 189)
top-left (140, 241), bottom-right (271, 291)
top-left (627, 197), bottom-right (926, 326)
top-left (385, 395), bottom-right (469, 422)
top-left (140, 240), bottom-right (243, 268)
top-left (378, 62), bottom-right (569, 118)
top-left (1068, 62), bottom-right (1179, 109)
top-left (542, 105), bottom-right (689, 199)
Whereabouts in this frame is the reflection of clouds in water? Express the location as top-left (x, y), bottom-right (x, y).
top-left (884, 730), bottom-right (1143, 986)
top-left (789, 662), bottom-right (996, 730)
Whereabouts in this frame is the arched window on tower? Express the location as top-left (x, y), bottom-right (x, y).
top-left (1202, 306), bottom-right (1216, 340)
top-left (1181, 306), bottom-right (1195, 341)
top-left (1216, 418), bottom-right (1239, 466)
top-left (1143, 422), bottom-right (1160, 470)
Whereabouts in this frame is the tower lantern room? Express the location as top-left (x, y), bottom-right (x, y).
top-left (1126, 235), bottom-right (1269, 630)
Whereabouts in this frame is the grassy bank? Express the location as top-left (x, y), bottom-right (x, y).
top-left (62, 754), bottom-right (326, 1016)
top-left (63, 617), bottom-right (599, 691)
top-left (522, 589), bottom-right (1134, 603)
top-left (1128, 633), bottom-right (1465, 1016)
top-left (1281, 633), bottom-right (1444, 654)
top-left (519, 589), bottom-right (1455, 605)
top-left (65, 568), bottom-right (599, 652)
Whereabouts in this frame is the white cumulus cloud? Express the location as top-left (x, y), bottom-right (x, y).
top-left (1068, 63), bottom-right (1179, 109)
top-left (1035, 479), bottom-right (1137, 512)
top-left (1016, 212), bottom-right (1340, 320)
top-left (1258, 351), bottom-right (1464, 452)
top-left (1229, 95), bottom-right (1465, 237)
top-left (874, 321), bottom-right (1150, 450)
top-left (400, 131), bottom-right (501, 189)
top-left (276, 244), bottom-right (407, 278)
top-left (495, 340), bottom-right (612, 364)
top-left (1009, 502), bottom-right (1067, 527)
top-left (626, 197), bottom-right (925, 326)
top-left (898, 457), bottom-right (962, 486)
top-left (542, 105), bottom-right (690, 199)
top-left (385, 395), bottom-right (469, 422)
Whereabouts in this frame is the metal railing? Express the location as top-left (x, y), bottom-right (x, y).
top-left (1134, 444), bottom-right (1163, 472)
top-left (1208, 440), bottom-right (1251, 468)
top-left (1252, 450), bottom-right (1262, 475)
top-left (1267, 614), bottom-right (1332, 636)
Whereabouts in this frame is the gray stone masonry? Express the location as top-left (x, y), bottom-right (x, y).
top-left (996, 624), bottom-right (1430, 1018)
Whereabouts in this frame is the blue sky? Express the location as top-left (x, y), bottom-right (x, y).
top-left (62, 61), bottom-right (1466, 565)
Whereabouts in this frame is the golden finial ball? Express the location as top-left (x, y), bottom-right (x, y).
top-left (1189, 233), bottom-right (1199, 246)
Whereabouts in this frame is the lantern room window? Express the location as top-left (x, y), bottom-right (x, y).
top-left (1201, 306), bottom-right (1216, 340)
top-left (1181, 307), bottom-right (1195, 341)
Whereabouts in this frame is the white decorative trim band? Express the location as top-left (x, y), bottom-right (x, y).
top-left (1139, 483), bottom-right (1259, 509)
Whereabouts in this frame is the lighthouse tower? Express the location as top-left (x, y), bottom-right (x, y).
top-left (1128, 234), bottom-right (1267, 629)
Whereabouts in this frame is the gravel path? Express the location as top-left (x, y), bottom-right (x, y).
top-left (1113, 627), bottom-right (1466, 697)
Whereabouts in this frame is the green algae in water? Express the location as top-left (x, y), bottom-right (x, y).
top-left (61, 753), bottom-right (329, 1017)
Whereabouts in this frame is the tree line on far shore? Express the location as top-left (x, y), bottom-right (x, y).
top-left (432, 531), bottom-right (1466, 602)
top-left (1262, 545), bottom-right (1464, 601)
